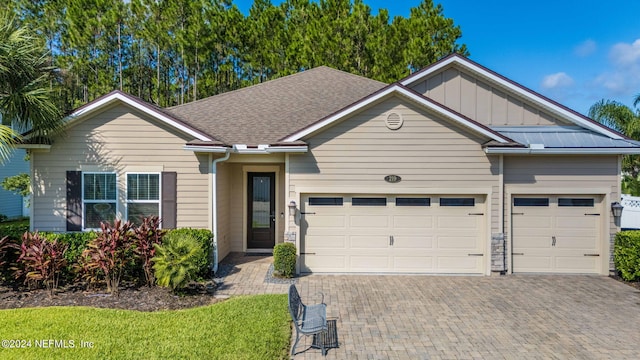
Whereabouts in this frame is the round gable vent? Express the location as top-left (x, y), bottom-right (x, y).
top-left (385, 112), bottom-right (403, 130)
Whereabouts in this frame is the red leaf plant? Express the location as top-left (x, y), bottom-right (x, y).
top-left (13, 232), bottom-right (68, 296)
top-left (79, 220), bottom-right (133, 295)
top-left (132, 216), bottom-right (165, 287)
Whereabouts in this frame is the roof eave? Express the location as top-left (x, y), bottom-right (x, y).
top-left (400, 54), bottom-right (626, 141)
top-left (67, 91), bottom-right (215, 142)
top-left (183, 144), bottom-right (308, 154)
top-left (282, 84), bottom-right (512, 144)
top-left (484, 147), bottom-right (640, 155)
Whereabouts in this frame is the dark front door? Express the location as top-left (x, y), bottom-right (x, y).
top-left (247, 172), bottom-right (276, 249)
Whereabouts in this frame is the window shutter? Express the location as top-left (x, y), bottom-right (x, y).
top-left (162, 172), bottom-right (177, 229)
top-left (66, 171), bottom-right (82, 231)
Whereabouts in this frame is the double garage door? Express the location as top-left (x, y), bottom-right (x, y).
top-left (512, 195), bottom-right (602, 274)
top-left (300, 194), bottom-right (486, 274)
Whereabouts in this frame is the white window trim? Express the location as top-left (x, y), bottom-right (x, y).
top-left (125, 172), bottom-right (162, 226)
top-left (82, 172), bottom-right (118, 231)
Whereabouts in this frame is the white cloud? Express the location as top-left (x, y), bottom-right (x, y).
top-left (541, 72), bottom-right (574, 89)
top-left (610, 39), bottom-right (640, 66)
top-left (574, 39), bottom-right (596, 57)
top-left (592, 39), bottom-right (640, 97)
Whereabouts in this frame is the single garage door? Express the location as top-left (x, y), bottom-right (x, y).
top-left (300, 194), bottom-right (486, 273)
top-left (511, 195), bottom-right (602, 273)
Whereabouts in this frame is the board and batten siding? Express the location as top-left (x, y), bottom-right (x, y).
top-left (409, 66), bottom-right (572, 127)
top-left (289, 95), bottom-right (500, 234)
top-left (31, 103), bottom-right (210, 232)
top-left (503, 155), bottom-right (619, 272)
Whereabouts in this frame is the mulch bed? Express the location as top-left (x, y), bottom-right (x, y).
top-left (0, 282), bottom-right (221, 312)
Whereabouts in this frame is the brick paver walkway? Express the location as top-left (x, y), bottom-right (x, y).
top-left (217, 253), bottom-right (640, 359)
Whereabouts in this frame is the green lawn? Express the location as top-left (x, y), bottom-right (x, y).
top-left (0, 294), bottom-right (291, 360)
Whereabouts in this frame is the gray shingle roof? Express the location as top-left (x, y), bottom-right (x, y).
top-left (167, 66), bottom-right (387, 145)
top-left (492, 126), bottom-right (640, 148)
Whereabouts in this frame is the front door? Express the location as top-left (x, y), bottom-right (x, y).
top-left (247, 172), bottom-right (276, 249)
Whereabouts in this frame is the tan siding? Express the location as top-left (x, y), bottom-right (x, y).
top-left (228, 164), bottom-right (244, 252)
top-left (32, 103), bottom-right (210, 231)
top-left (413, 66), bottom-right (572, 127)
top-left (290, 95), bottom-right (500, 238)
top-left (216, 163), bottom-right (231, 260)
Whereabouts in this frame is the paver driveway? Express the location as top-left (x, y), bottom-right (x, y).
top-left (215, 255), bottom-right (640, 359)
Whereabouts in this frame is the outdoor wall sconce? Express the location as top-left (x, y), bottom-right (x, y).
top-left (611, 202), bottom-right (624, 223)
top-left (288, 200), bottom-right (297, 216)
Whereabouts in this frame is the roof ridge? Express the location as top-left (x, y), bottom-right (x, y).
top-left (167, 66), bottom-right (385, 111)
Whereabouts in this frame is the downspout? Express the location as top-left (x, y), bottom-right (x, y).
top-left (212, 150), bottom-right (231, 274)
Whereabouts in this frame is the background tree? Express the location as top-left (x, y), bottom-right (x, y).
top-left (589, 95), bottom-right (640, 195)
top-left (5, 0), bottom-right (469, 109)
top-left (0, 9), bottom-right (62, 157)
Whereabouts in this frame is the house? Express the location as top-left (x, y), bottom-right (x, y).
top-left (25, 54), bottom-right (640, 275)
top-left (0, 148), bottom-right (29, 219)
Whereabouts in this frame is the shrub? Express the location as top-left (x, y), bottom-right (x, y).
top-left (0, 214), bottom-right (8, 222)
top-left (132, 216), bottom-right (165, 286)
top-left (13, 232), bottom-right (68, 295)
top-left (273, 242), bottom-right (296, 278)
top-left (614, 230), bottom-right (640, 281)
top-left (41, 231), bottom-right (97, 281)
top-left (79, 220), bottom-right (134, 294)
top-left (163, 228), bottom-right (212, 277)
top-left (153, 233), bottom-right (205, 291)
top-left (0, 220), bottom-right (29, 241)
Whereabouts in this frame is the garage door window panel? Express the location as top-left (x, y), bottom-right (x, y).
top-left (352, 197), bottom-right (387, 206)
top-left (308, 197), bottom-right (343, 206)
top-left (513, 198), bottom-right (549, 207)
top-left (440, 198), bottom-right (475, 206)
top-left (558, 198), bottom-right (594, 207)
top-left (396, 197), bottom-right (430, 206)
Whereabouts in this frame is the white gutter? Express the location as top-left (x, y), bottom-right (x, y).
top-left (211, 150), bottom-right (231, 274)
top-left (183, 145), bottom-right (230, 153)
top-left (484, 147), bottom-right (640, 155)
top-left (184, 144), bottom-right (308, 154)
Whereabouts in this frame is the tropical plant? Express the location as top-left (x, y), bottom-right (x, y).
top-left (79, 220), bottom-right (133, 294)
top-left (163, 228), bottom-right (213, 277)
top-left (589, 95), bottom-right (640, 195)
top-left (132, 216), bottom-right (165, 286)
top-left (13, 232), bottom-right (68, 295)
top-left (0, 9), bottom-right (63, 145)
top-left (152, 233), bottom-right (205, 291)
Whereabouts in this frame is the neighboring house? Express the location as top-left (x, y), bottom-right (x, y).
top-left (24, 54), bottom-right (640, 275)
top-left (0, 148), bottom-right (28, 219)
top-left (620, 194), bottom-right (640, 230)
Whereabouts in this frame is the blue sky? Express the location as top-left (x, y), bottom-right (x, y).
top-left (235, 0), bottom-right (640, 115)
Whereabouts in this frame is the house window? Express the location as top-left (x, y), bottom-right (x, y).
top-left (83, 173), bottom-right (117, 229)
top-left (127, 173), bottom-right (160, 225)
